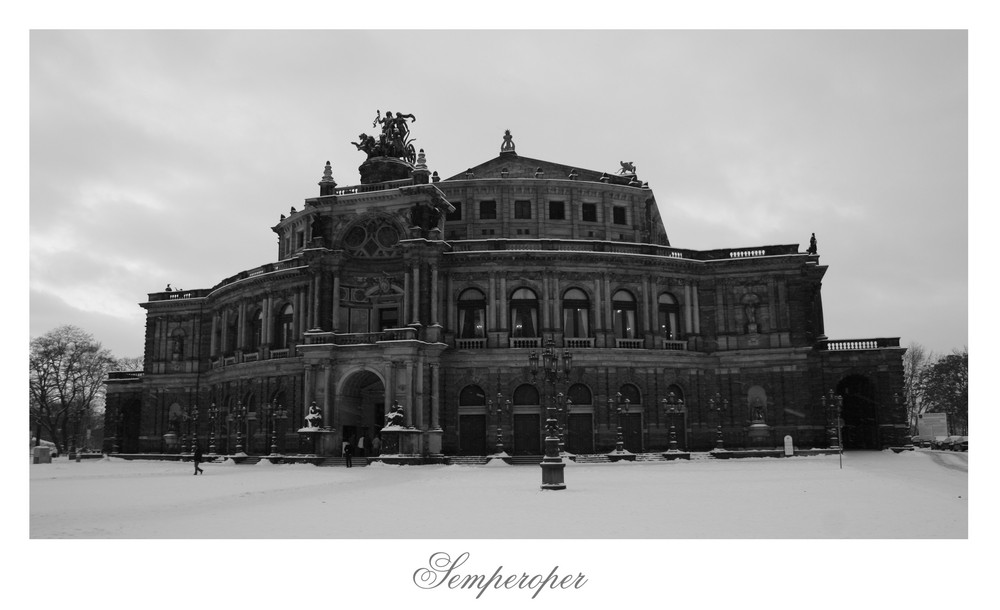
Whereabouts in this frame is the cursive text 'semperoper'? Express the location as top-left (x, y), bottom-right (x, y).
top-left (413, 552), bottom-right (588, 599)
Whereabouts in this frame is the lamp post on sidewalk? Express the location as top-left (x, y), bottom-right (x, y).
top-left (232, 401), bottom-right (247, 454)
top-left (486, 390), bottom-right (511, 456)
top-left (661, 392), bottom-right (684, 452)
top-left (528, 338), bottom-right (573, 490)
top-left (607, 392), bottom-right (635, 461)
top-left (208, 403), bottom-right (219, 454)
top-left (821, 389), bottom-right (843, 469)
top-left (708, 393), bottom-right (729, 451)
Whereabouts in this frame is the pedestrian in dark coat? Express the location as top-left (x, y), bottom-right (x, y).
top-left (193, 444), bottom-right (204, 475)
top-left (344, 438), bottom-right (354, 468)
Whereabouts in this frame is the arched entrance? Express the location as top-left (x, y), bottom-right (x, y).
top-left (120, 398), bottom-right (141, 453)
top-left (338, 370), bottom-right (386, 457)
top-left (837, 375), bottom-right (880, 449)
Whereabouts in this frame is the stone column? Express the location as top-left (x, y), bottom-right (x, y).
top-left (693, 283), bottom-right (701, 334)
top-left (499, 273), bottom-right (508, 331)
top-left (303, 365), bottom-right (314, 412)
top-left (322, 364), bottom-right (333, 424)
top-left (237, 302), bottom-right (246, 350)
top-left (415, 356), bottom-right (425, 430)
top-left (332, 274), bottom-right (341, 331)
top-left (430, 363), bottom-right (441, 429)
top-left (210, 314), bottom-right (218, 357)
top-left (311, 275), bottom-right (320, 329)
top-left (404, 361), bottom-right (415, 427)
top-left (684, 284), bottom-right (694, 335)
top-left (384, 361), bottom-right (396, 416)
top-left (541, 273), bottom-right (551, 332)
top-left (412, 262), bottom-right (421, 324)
top-left (431, 265), bottom-right (439, 325)
top-left (403, 269), bottom-right (411, 326)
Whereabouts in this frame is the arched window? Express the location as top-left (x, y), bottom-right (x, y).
top-left (247, 309), bottom-right (263, 351)
top-left (562, 288), bottom-right (590, 338)
top-left (457, 288), bottom-right (486, 338)
top-left (658, 293), bottom-right (680, 340)
top-left (274, 304), bottom-right (294, 349)
top-left (459, 385), bottom-right (487, 406)
top-left (612, 290), bottom-right (638, 339)
top-left (567, 383), bottom-right (592, 406)
top-left (619, 383), bottom-right (642, 405)
top-left (510, 288), bottom-right (539, 338)
top-left (225, 309), bottom-right (239, 354)
top-left (513, 384), bottom-right (540, 405)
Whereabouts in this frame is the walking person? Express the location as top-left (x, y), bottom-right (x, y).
top-left (344, 437), bottom-right (353, 468)
top-left (371, 433), bottom-right (381, 456)
top-left (193, 443), bottom-right (204, 475)
top-left (357, 434), bottom-right (366, 458)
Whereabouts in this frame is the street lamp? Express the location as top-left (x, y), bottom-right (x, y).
top-left (107, 406), bottom-right (121, 454)
top-left (821, 389), bottom-right (844, 469)
top-left (268, 401), bottom-right (287, 456)
top-left (708, 393), bottom-right (729, 451)
top-left (232, 401), bottom-right (247, 454)
top-left (486, 390), bottom-right (511, 456)
top-left (661, 391), bottom-right (684, 452)
top-left (208, 403), bottom-right (220, 454)
top-left (608, 392), bottom-right (634, 460)
top-left (553, 392), bottom-right (573, 456)
top-left (184, 403), bottom-right (199, 454)
top-left (528, 338), bottom-right (572, 490)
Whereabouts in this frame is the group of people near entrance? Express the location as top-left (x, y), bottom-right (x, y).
top-left (342, 433), bottom-right (381, 468)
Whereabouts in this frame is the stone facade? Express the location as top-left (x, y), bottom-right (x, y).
top-left (104, 130), bottom-right (908, 459)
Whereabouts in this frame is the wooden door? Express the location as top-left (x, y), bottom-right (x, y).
top-left (459, 415), bottom-right (486, 455)
top-left (623, 413), bottom-right (643, 453)
top-left (567, 413), bottom-right (593, 454)
top-left (513, 414), bottom-right (541, 455)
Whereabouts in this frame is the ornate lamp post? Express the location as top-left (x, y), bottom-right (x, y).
top-left (661, 392), bottom-right (684, 452)
top-left (207, 403), bottom-right (219, 454)
top-left (608, 392), bottom-right (635, 461)
top-left (107, 406), bottom-right (121, 454)
top-left (821, 389), bottom-right (844, 469)
top-left (528, 338), bottom-right (573, 490)
top-left (184, 403), bottom-right (199, 454)
top-left (269, 402), bottom-right (287, 456)
top-left (708, 393), bottom-right (729, 451)
top-left (232, 401), bottom-right (248, 454)
top-left (486, 391), bottom-right (511, 456)
top-left (553, 392), bottom-right (573, 455)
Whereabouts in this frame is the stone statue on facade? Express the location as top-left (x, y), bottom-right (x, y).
top-left (750, 399), bottom-right (766, 423)
top-left (806, 232), bottom-right (818, 255)
top-left (619, 161), bottom-right (636, 175)
top-left (384, 401), bottom-right (405, 428)
top-left (304, 402), bottom-right (323, 429)
top-left (357, 109), bottom-right (416, 163)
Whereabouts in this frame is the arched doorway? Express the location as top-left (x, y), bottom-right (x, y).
top-left (837, 375), bottom-right (880, 449)
top-left (338, 370), bottom-right (386, 457)
top-left (120, 398), bottom-right (141, 453)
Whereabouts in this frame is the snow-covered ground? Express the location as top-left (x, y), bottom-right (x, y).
top-left (30, 450), bottom-right (966, 539)
top-left (21, 449), bottom-right (983, 610)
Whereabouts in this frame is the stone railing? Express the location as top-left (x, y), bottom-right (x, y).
top-left (615, 338), bottom-right (644, 349)
top-left (329, 178), bottom-right (414, 196)
top-left (268, 348), bottom-right (290, 359)
top-left (446, 239), bottom-right (800, 261)
top-left (815, 338), bottom-right (901, 351)
top-left (107, 371), bottom-right (144, 380)
top-left (565, 337), bottom-right (595, 349)
top-left (456, 338), bottom-right (487, 349)
top-left (243, 352), bottom-right (260, 362)
top-left (662, 340), bottom-right (688, 351)
top-left (303, 327), bottom-right (418, 346)
top-left (510, 337), bottom-right (542, 349)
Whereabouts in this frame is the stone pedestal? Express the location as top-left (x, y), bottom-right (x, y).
top-left (425, 428), bottom-right (443, 456)
top-left (747, 423), bottom-right (772, 448)
top-left (298, 428), bottom-right (338, 457)
top-left (540, 437), bottom-right (566, 490)
top-left (378, 426), bottom-right (424, 464)
top-left (607, 449), bottom-right (636, 462)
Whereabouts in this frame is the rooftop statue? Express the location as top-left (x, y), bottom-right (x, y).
top-left (353, 109), bottom-right (418, 164)
top-left (501, 129), bottom-right (515, 152)
top-left (619, 161), bottom-right (636, 175)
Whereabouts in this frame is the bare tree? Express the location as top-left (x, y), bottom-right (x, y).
top-left (114, 355), bottom-right (145, 372)
top-left (902, 342), bottom-right (933, 434)
top-left (920, 348), bottom-right (968, 436)
top-left (29, 326), bottom-right (116, 454)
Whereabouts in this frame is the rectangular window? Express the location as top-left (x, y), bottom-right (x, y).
top-left (549, 201), bottom-right (565, 220)
top-left (514, 200), bottom-right (532, 219)
top-left (612, 206), bottom-right (627, 225)
top-left (296, 230), bottom-right (305, 248)
top-left (480, 200), bottom-right (497, 220)
top-left (582, 203), bottom-right (597, 222)
top-left (447, 202), bottom-right (462, 221)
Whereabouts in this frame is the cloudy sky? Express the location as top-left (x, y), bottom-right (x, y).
top-left (28, 29), bottom-right (967, 358)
